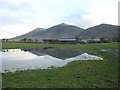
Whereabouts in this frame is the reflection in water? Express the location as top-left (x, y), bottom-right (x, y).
top-left (1, 49), bottom-right (66, 73)
top-left (21, 47), bottom-right (83, 59)
top-left (1, 48), bottom-right (103, 73)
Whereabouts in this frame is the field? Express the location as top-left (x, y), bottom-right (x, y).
top-left (1, 42), bottom-right (119, 88)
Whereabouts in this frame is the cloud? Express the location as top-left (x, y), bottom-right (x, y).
top-left (0, 0), bottom-right (119, 39)
top-left (0, 0), bottom-right (33, 26)
top-left (0, 0), bottom-right (88, 25)
top-left (0, 24), bottom-right (46, 39)
top-left (83, 0), bottom-right (118, 27)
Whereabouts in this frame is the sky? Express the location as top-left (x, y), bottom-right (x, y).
top-left (0, 0), bottom-right (119, 39)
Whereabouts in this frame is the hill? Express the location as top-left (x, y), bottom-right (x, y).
top-left (10, 23), bottom-right (84, 42)
top-left (78, 24), bottom-right (119, 42)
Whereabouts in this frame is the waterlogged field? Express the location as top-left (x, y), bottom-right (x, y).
top-left (1, 42), bottom-right (119, 88)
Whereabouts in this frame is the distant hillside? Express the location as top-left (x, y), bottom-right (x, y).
top-left (10, 23), bottom-right (84, 42)
top-left (78, 24), bottom-right (119, 41)
top-left (42, 23), bottom-right (84, 39)
top-left (9, 23), bottom-right (119, 42)
top-left (9, 28), bottom-right (45, 42)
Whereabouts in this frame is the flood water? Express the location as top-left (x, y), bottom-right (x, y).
top-left (0, 47), bottom-right (103, 73)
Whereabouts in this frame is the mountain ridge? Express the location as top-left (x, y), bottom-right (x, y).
top-left (78, 23), bottom-right (119, 42)
top-left (10, 23), bottom-right (84, 42)
top-left (9, 23), bottom-right (119, 42)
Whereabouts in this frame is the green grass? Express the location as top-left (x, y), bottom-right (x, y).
top-left (1, 42), bottom-right (119, 88)
top-left (1, 42), bottom-right (107, 52)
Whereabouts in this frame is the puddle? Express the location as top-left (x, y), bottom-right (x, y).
top-left (21, 48), bottom-right (83, 59)
top-left (0, 48), bottom-right (103, 73)
top-left (101, 48), bottom-right (112, 52)
top-left (101, 49), bottom-right (109, 52)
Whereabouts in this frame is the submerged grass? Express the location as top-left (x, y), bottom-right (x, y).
top-left (2, 42), bottom-right (119, 88)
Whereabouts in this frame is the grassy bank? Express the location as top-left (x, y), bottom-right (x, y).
top-left (2, 42), bottom-right (119, 88)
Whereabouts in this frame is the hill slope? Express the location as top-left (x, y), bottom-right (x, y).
top-left (10, 23), bottom-right (84, 42)
top-left (78, 24), bottom-right (119, 41)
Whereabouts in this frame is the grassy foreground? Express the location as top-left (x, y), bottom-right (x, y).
top-left (1, 42), bottom-right (119, 88)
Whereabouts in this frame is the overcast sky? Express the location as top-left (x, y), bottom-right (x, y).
top-left (0, 0), bottom-right (119, 39)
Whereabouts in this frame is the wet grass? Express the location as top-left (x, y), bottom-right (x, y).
top-left (2, 42), bottom-right (119, 88)
top-left (2, 42), bottom-right (104, 52)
